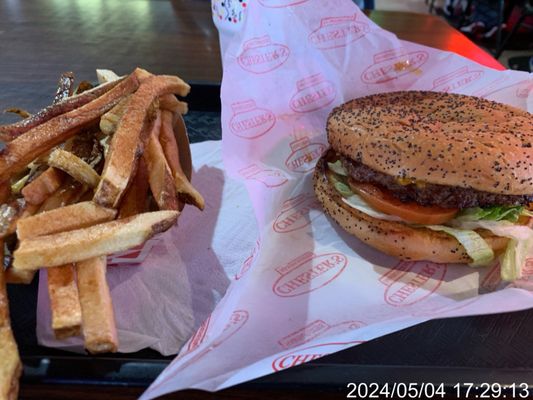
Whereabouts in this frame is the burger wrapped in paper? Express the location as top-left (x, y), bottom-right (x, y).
top-left (314, 91), bottom-right (533, 281)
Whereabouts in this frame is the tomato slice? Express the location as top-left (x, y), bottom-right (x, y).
top-left (349, 180), bottom-right (458, 225)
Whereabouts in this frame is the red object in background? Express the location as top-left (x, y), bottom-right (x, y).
top-left (507, 5), bottom-right (533, 33)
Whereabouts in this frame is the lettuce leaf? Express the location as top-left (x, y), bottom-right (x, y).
top-left (327, 160), bottom-right (348, 176)
top-left (425, 225), bottom-right (494, 266)
top-left (452, 220), bottom-right (533, 281)
top-left (455, 206), bottom-right (525, 223)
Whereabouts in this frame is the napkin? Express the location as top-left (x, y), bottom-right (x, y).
top-left (140, 1), bottom-right (532, 398)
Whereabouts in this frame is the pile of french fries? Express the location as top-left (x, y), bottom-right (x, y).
top-left (0, 68), bottom-right (204, 399)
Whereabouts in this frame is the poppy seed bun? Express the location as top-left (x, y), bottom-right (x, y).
top-left (327, 91), bottom-right (533, 195)
top-left (313, 156), bottom-right (509, 263)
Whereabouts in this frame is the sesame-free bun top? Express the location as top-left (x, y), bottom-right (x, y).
top-left (327, 91), bottom-right (533, 195)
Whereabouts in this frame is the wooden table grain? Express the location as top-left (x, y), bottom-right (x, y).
top-left (1, 1), bottom-right (508, 399)
top-left (0, 1), bottom-right (502, 115)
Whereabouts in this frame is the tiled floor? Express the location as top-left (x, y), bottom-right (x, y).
top-left (374, 0), bottom-right (531, 70)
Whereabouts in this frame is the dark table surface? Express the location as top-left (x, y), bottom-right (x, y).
top-left (2, 1), bottom-right (532, 399)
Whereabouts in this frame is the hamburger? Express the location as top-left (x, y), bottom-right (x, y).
top-left (313, 91), bottom-right (533, 281)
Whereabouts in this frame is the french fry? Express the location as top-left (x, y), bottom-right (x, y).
top-left (96, 69), bottom-right (121, 84)
top-left (94, 75), bottom-right (190, 208)
top-left (0, 77), bottom-right (125, 141)
top-left (0, 184), bottom-right (10, 203)
top-left (0, 73), bottom-right (139, 182)
top-left (13, 210), bottom-right (178, 270)
top-left (160, 94), bottom-right (188, 115)
top-left (143, 111), bottom-right (179, 211)
top-left (38, 182), bottom-right (86, 213)
top-left (34, 186), bottom-right (89, 339)
top-left (99, 95), bottom-right (131, 135)
top-left (47, 264), bottom-right (82, 339)
top-left (0, 200), bottom-right (39, 240)
top-left (17, 201), bottom-right (116, 240)
top-left (4, 268), bottom-right (36, 285)
top-left (0, 242), bottom-right (22, 400)
top-left (21, 167), bottom-right (64, 205)
top-left (47, 148), bottom-right (100, 188)
top-left (32, 182), bottom-right (88, 337)
top-left (118, 158), bottom-right (149, 218)
top-left (159, 110), bottom-right (204, 210)
top-left (76, 256), bottom-right (118, 353)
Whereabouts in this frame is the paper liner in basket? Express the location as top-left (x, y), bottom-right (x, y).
top-left (141, 1), bottom-right (532, 398)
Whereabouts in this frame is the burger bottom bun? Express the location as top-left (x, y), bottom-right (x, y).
top-left (313, 156), bottom-right (509, 264)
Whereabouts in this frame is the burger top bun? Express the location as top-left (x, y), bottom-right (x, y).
top-left (327, 91), bottom-right (533, 195)
top-left (313, 157), bottom-right (509, 263)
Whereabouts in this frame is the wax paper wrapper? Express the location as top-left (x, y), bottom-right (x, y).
top-left (36, 140), bottom-right (259, 355)
top-left (140, 1), bottom-right (532, 398)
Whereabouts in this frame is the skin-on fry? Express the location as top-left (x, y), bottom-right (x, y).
top-left (159, 110), bottom-right (204, 210)
top-left (0, 73), bottom-right (140, 182)
top-left (38, 182), bottom-right (86, 213)
top-left (0, 77), bottom-right (125, 142)
top-left (99, 95), bottom-right (131, 135)
top-left (118, 158), bottom-right (149, 218)
top-left (144, 111), bottom-right (179, 211)
top-left (29, 182), bottom-right (89, 338)
top-left (159, 94), bottom-right (188, 115)
top-left (13, 210), bottom-right (178, 270)
top-left (94, 75), bottom-right (191, 209)
top-left (0, 200), bottom-right (39, 240)
top-left (17, 201), bottom-right (116, 240)
top-left (47, 264), bottom-right (82, 339)
top-left (0, 185), bottom-right (10, 203)
top-left (76, 256), bottom-right (118, 353)
top-left (4, 269), bottom-right (36, 285)
top-left (96, 69), bottom-right (121, 84)
top-left (47, 148), bottom-right (100, 188)
top-left (0, 242), bottom-right (22, 400)
top-left (21, 167), bottom-right (64, 205)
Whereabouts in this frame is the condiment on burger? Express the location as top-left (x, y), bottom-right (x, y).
top-left (314, 91), bottom-right (533, 281)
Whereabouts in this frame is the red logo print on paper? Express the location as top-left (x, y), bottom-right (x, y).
top-left (278, 319), bottom-right (366, 349)
top-left (107, 237), bottom-right (161, 267)
top-left (379, 261), bottom-right (447, 306)
top-left (308, 14), bottom-right (369, 50)
top-left (272, 341), bottom-right (361, 371)
top-left (235, 240), bottom-right (260, 280)
top-left (432, 66), bottom-right (484, 92)
top-left (480, 262), bottom-right (502, 293)
top-left (238, 35), bottom-right (290, 74)
top-left (472, 77), bottom-right (508, 98)
top-left (219, 310), bottom-right (249, 343)
top-left (273, 252), bottom-right (348, 297)
top-left (285, 136), bottom-right (326, 173)
top-left (238, 164), bottom-right (289, 188)
top-left (273, 193), bottom-right (321, 233)
top-left (289, 74), bottom-right (337, 113)
top-left (361, 49), bottom-right (429, 84)
top-left (516, 81), bottom-right (533, 98)
top-left (185, 316), bottom-right (211, 353)
top-left (151, 309), bottom-right (250, 391)
top-left (229, 100), bottom-right (276, 139)
top-left (258, 0), bottom-right (309, 8)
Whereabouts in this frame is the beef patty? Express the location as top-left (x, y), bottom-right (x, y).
top-left (340, 156), bottom-right (533, 209)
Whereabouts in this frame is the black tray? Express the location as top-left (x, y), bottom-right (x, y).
top-left (7, 84), bottom-right (533, 397)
